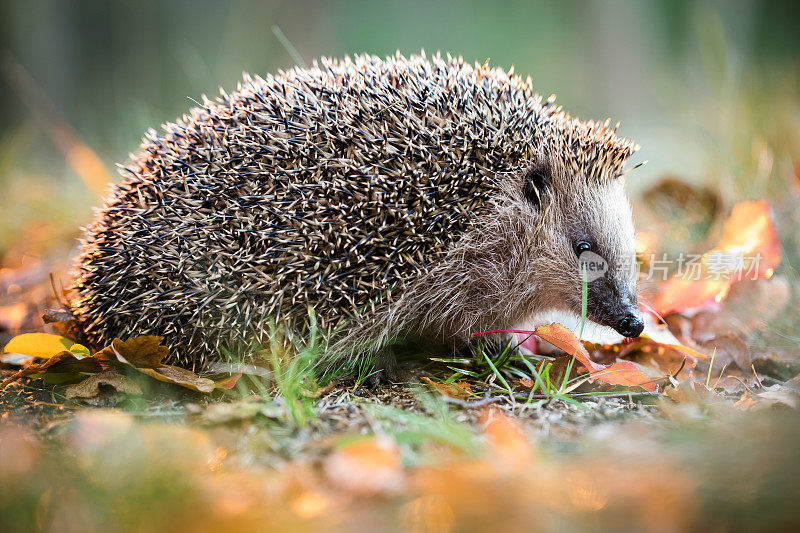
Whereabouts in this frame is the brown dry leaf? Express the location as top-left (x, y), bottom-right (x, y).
top-left (755, 385), bottom-right (799, 409)
top-left (65, 370), bottom-right (143, 399)
top-left (0, 333), bottom-right (216, 394)
top-left (547, 354), bottom-right (583, 385)
top-left (421, 377), bottom-right (472, 399)
top-left (692, 277), bottom-right (791, 341)
top-left (0, 350), bottom-right (103, 388)
top-left (733, 392), bottom-right (760, 410)
top-left (516, 378), bottom-right (534, 390)
top-left (100, 336), bottom-right (169, 368)
top-left (2, 333), bottom-right (215, 394)
top-left (138, 365), bottom-right (215, 394)
top-left (199, 398), bottom-right (284, 424)
top-left (42, 308), bottom-right (87, 345)
top-left (324, 437), bottom-right (404, 496)
top-left (785, 374), bottom-right (800, 393)
top-left (664, 378), bottom-right (710, 404)
top-left (316, 380), bottom-right (338, 397)
top-left (661, 378), bottom-right (733, 413)
top-left (95, 336), bottom-right (215, 393)
top-left (700, 335), bottom-right (751, 371)
top-left (732, 386), bottom-right (799, 410)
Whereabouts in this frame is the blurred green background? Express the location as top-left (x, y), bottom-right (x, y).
top-left (0, 0), bottom-right (798, 264)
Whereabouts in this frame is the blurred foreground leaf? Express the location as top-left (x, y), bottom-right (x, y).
top-left (654, 200), bottom-right (782, 315)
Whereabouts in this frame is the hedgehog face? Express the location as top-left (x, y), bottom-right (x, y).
top-left (524, 167), bottom-right (643, 338)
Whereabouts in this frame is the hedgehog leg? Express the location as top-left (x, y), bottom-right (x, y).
top-left (366, 344), bottom-right (400, 388)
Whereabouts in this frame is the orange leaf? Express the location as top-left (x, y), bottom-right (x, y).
top-left (534, 323), bottom-right (656, 391)
top-left (586, 360), bottom-right (656, 390)
top-left (654, 201), bottom-right (781, 314)
top-left (479, 409), bottom-right (533, 468)
top-left (422, 377), bottom-right (472, 399)
top-left (324, 437), bottom-right (404, 496)
top-left (533, 323), bottom-right (595, 368)
top-left (718, 200), bottom-right (781, 274)
top-left (214, 372), bottom-right (243, 390)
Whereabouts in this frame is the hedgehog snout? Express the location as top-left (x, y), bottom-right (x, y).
top-left (615, 311), bottom-right (645, 338)
top-left (586, 277), bottom-right (644, 338)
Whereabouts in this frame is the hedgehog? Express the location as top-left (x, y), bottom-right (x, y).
top-left (67, 52), bottom-right (645, 375)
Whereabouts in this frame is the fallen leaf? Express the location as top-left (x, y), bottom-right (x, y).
top-left (214, 372), bottom-right (243, 390)
top-left (654, 201), bottom-right (781, 315)
top-left (516, 378), bottom-right (534, 390)
top-left (752, 350), bottom-right (800, 382)
top-left (479, 409), bottom-right (533, 469)
top-left (2, 333), bottom-right (216, 395)
top-left (700, 335), bottom-right (751, 371)
top-left (65, 370), bottom-right (143, 399)
top-left (755, 385), bottom-right (799, 409)
top-left (2, 332), bottom-right (79, 359)
top-left (534, 323), bottom-right (657, 392)
top-left (42, 308), bottom-right (87, 345)
top-left (199, 398), bottom-right (284, 424)
top-left (100, 336), bottom-right (169, 368)
top-left (663, 378), bottom-right (720, 406)
top-left (422, 377), bottom-right (472, 399)
top-left (733, 392), bottom-right (760, 410)
top-left (0, 351), bottom-right (103, 388)
top-left (532, 323), bottom-right (587, 359)
top-left (734, 386), bottom-right (799, 410)
top-left (474, 325), bottom-right (657, 391)
top-left (138, 365), bottom-right (215, 394)
top-left (324, 437), bottom-right (404, 496)
top-left (547, 354), bottom-right (583, 386)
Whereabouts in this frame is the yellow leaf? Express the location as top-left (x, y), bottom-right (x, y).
top-left (70, 344), bottom-right (91, 357)
top-left (3, 333), bottom-right (75, 359)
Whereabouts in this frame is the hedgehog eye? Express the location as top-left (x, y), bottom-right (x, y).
top-left (574, 241), bottom-right (593, 256)
top-left (522, 165), bottom-right (550, 207)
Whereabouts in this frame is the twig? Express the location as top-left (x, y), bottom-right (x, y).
top-left (441, 394), bottom-right (503, 408)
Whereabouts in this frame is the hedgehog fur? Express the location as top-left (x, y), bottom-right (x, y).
top-left (68, 52), bottom-right (644, 372)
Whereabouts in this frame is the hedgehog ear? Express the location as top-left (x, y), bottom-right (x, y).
top-left (522, 163), bottom-right (551, 208)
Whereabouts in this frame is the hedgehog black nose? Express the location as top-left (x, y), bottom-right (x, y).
top-left (617, 314), bottom-right (645, 338)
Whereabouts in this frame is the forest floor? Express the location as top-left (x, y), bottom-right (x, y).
top-left (2, 191), bottom-right (800, 532)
